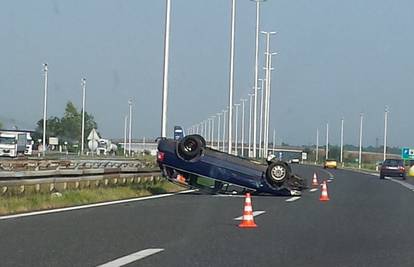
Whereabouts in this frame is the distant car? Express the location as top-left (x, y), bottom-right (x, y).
top-left (380, 159), bottom-right (406, 180)
top-left (157, 135), bottom-right (306, 196)
top-left (324, 159), bottom-right (337, 169)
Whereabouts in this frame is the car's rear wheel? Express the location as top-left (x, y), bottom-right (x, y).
top-left (379, 174), bottom-right (385, 179)
top-left (266, 161), bottom-right (290, 187)
top-left (176, 135), bottom-right (205, 161)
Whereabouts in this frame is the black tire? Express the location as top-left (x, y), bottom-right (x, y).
top-left (402, 174), bottom-right (406, 180)
top-left (266, 161), bottom-right (290, 186)
top-left (176, 135), bottom-right (205, 161)
top-left (379, 174), bottom-right (385, 179)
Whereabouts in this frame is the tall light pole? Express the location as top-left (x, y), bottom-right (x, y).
top-left (264, 52), bottom-right (276, 157)
top-left (248, 93), bottom-right (254, 157)
top-left (123, 115), bottom-right (128, 156)
top-left (383, 106), bottom-right (389, 161)
top-left (234, 103), bottom-right (240, 155)
top-left (128, 99), bottom-right (133, 156)
top-left (272, 128), bottom-right (276, 151)
top-left (251, 0), bottom-right (265, 158)
top-left (325, 123), bottom-right (329, 160)
top-left (207, 118), bottom-right (211, 144)
top-left (261, 31), bottom-right (276, 158)
top-left (241, 99), bottom-right (247, 157)
top-left (359, 113), bottom-right (364, 169)
top-left (81, 78), bottom-right (86, 155)
top-left (211, 116), bottom-right (215, 147)
top-left (216, 113), bottom-right (222, 150)
top-left (340, 118), bottom-right (344, 165)
top-left (258, 78), bottom-right (265, 158)
top-left (161, 0), bottom-right (171, 138)
top-left (316, 128), bottom-right (319, 164)
top-left (227, 0), bottom-right (236, 154)
top-left (222, 109), bottom-right (228, 152)
top-left (42, 63), bottom-right (48, 156)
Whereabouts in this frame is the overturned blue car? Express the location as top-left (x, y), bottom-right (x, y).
top-left (157, 134), bottom-right (306, 196)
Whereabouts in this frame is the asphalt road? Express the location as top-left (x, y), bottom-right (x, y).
top-left (1, 165), bottom-right (414, 267)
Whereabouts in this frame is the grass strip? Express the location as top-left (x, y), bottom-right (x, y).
top-left (0, 181), bottom-right (184, 216)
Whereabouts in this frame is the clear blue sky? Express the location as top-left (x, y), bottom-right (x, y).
top-left (1, 0), bottom-right (413, 147)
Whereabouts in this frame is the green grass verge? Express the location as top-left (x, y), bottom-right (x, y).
top-left (0, 181), bottom-right (184, 216)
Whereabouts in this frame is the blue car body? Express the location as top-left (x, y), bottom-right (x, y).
top-left (157, 138), bottom-right (299, 196)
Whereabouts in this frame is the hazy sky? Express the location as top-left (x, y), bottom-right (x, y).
top-left (1, 0), bottom-right (414, 147)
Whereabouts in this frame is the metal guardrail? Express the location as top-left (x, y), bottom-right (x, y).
top-left (0, 171), bottom-right (163, 196)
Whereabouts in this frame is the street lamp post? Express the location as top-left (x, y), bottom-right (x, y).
top-left (316, 128), bottom-right (319, 164)
top-left (234, 103), bottom-right (240, 155)
top-left (251, 0), bottom-right (265, 158)
top-left (258, 78), bottom-right (265, 158)
top-left (161, 0), bottom-right (172, 138)
top-left (216, 113), bottom-right (222, 150)
top-left (227, 0), bottom-right (236, 154)
top-left (383, 106), bottom-right (389, 161)
top-left (81, 78), bottom-right (86, 155)
top-left (222, 109), bottom-right (228, 152)
top-left (128, 99), bottom-right (133, 157)
top-left (264, 52), bottom-right (276, 157)
top-left (359, 113), bottom-right (364, 169)
top-left (340, 118), bottom-right (344, 166)
top-left (325, 123), bottom-right (329, 160)
top-left (123, 115), bottom-right (128, 156)
top-left (248, 93), bottom-right (254, 157)
top-left (241, 99), bottom-right (247, 157)
top-left (42, 63), bottom-right (48, 156)
top-left (211, 116), bottom-right (215, 148)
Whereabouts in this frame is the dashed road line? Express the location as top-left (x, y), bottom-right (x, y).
top-left (285, 196), bottom-right (301, 202)
top-left (234, 211), bottom-right (266, 220)
top-left (309, 188), bottom-right (318, 192)
top-left (0, 190), bottom-right (196, 221)
top-left (97, 248), bottom-right (164, 267)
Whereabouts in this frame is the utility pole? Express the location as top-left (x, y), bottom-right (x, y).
top-left (222, 109), bottom-right (228, 152)
top-left (42, 63), bottom-right (48, 157)
top-left (81, 78), bottom-right (86, 155)
top-left (227, 0), bottom-right (236, 154)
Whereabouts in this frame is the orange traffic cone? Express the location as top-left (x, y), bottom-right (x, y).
top-left (319, 181), bottom-right (330, 201)
top-left (312, 173), bottom-right (319, 187)
top-left (238, 193), bottom-right (257, 228)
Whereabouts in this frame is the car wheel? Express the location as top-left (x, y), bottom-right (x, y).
top-left (266, 161), bottom-right (290, 187)
top-left (379, 174), bottom-right (385, 179)
top-left (176, 135), bottom-right (205, 161)
top-left (402, 174), bottom-right (406, 180)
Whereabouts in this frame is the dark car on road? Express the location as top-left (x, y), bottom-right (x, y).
top-left (380, 159), bottom-right (406, 180)
top-left (157, 134), bottom-right (306, 196)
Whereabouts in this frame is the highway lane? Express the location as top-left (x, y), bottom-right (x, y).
top-left (0, 165), bottom-right (413, 266)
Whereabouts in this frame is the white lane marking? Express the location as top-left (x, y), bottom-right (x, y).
top-left (309, 188), bottom-right (318, 192)
top-left (285, 196), bottom-right (301, 202)
top-left (213, 194), bottom-right (245, 198)
top-left (327, 179), bottom-right (333, 183)
top-left (234, 210), bottom-right (266, 220)
top-left (386, 177), bottom-right (414, 191)
top-left (0, 190), bottom-right (196, 221)
top-left (97, 248), bottom-right (164, 267)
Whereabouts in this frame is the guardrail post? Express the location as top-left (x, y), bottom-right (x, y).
top-left (1, 186), bottom-right (7, 195)
top-left (19, 185), bottom-right (25, 194)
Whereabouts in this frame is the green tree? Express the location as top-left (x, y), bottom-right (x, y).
top-left (34, 101), bottom-right (98, 145)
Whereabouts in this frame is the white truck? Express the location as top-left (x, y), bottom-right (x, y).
top-left (96, 139), bottom-right (117, 155)
top-left (0, 131), bottom-right (33, 157)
